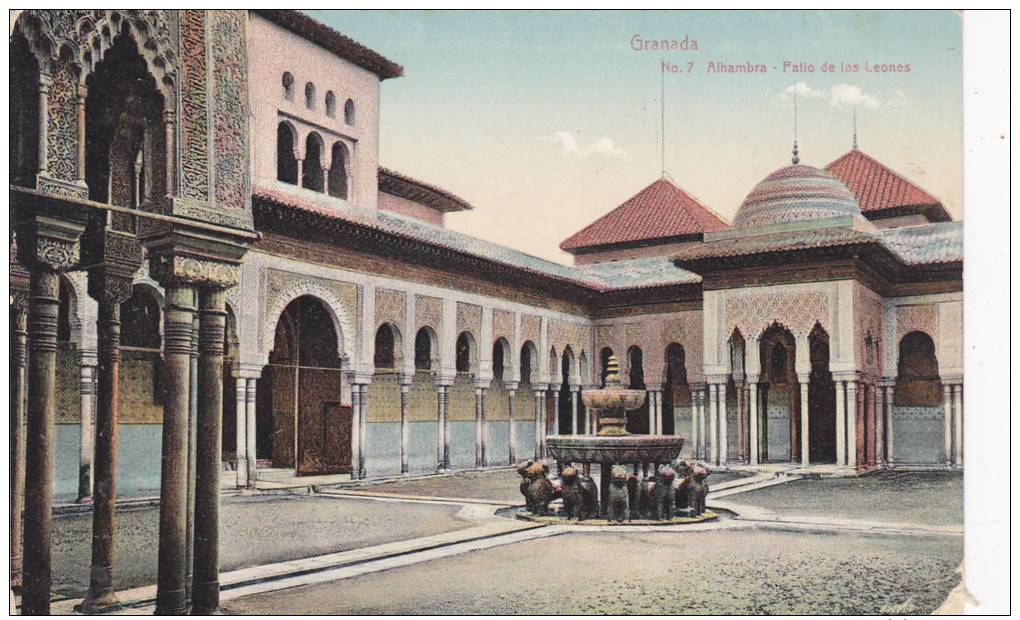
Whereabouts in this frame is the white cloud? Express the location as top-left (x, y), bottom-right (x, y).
top-left (829, 83), bottom-right (880, 110)
top-left (537, 131), bottom-right (630, 161)
top-left (777, 83), bottom-right (911, 110)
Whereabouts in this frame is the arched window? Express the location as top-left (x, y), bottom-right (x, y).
top-left (895, 331), bottom-right (942, 407)
top-left (328, 142), bottom-right (349, 199)
top-left (520, 342), bottom-right (536, 386)
top-left (121, 288), bottom-right (162, 350)
top-left (276, 123), bottom-right (298, 184)
top-left (627, 346), bottom-right (644, 390)
top-left (305, 82), bottom-right (316, 110)
top-left (282, 72), bottom-right (294, 100)
top-left (456, 332), bottom-right (475, 373)
top-left (325, 91), bottom-right (336, 118)
top-left (599, 347), bottom-right (614, 387)
top-left (415, 328), bottom-right (434, 371)
top-left (374, 324), bottom-right (396, 369)
top-left (344, 98), bottom-right (355, 125)
top-left (303, 133), bottom-right (324, 192)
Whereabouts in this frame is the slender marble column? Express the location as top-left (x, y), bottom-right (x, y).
top-left (533, 390), bottom-right (544, 459)
top-left (475, 388), bottom-right (486, 467)
top-left (748, 382), bottom-right (759, 466)
top-left (235, 379), bottom-right (248, 488)
top-left (358, 384), bottom-right (368, 478)
top-left (875, 382), bottom-right (885, 465)
top-left (245, 379), bottom-right (258, 485)
top-left (10, 296), bottom-right (28, 590)
top-left (552, 391), bottom-right (561, 435)
top-left (693, 391), bottom-right (701, 460)
top-left (708, 385), bottom-right (718, 465)
top-left (835, 381), bottom-right (846, 466)
top-left (799, 378), bottom-right (810, 466)
top-left (186, 315), bottom-right (199, 602)
top-left (76, 84), bottom-right (87, 183)
top-left (845, 381), bottom-right (858, 469)
top-left (192, 288), bottom-right (227, 614)
top-left (22, 270), bottom-right (61, 615)
top-left (80, 289), bottom-right (128, 612)
top-left (351, 385), bottom-right (363, 476)
top-left (867, 383), bottom-right (878, 467)
top-left (155, 285), bottom-right (196, 615)
top-left (507, 390), bottom-right (516, 464)
top-left (77, 360), bottom-right (96, 502)
top-left (400, 383), bottom-right (411, 474)
top-left (569, 389), bottom-right (579, 435)
top-left (943, 384), bottom-right (953, 466)
top-left (883, 385), bottom-right (894, 465)
top-left (36, 75), bottom-right (50, 176)
top-left (163, 111), bottom-right (175, 198)
top-left (717, 385), bottom-right (728, 464)
top-left (953, 384), bottom-right (963, 466)
top-left (582, 391), bottom-right (591, 435)
top-left (735, 385), bottom-right (745, 463)
top-left (436, 386), bottom-right (449, 471)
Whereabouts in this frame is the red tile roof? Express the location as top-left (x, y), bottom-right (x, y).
top-left (825, 149), bottom-right (950, 221)
top-left (560, 178), bottom-right (729, 252)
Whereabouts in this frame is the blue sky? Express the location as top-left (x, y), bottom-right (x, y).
top-left (307, 10), bottom-right (962, 263)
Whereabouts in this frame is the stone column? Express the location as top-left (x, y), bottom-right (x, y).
top-left (873, 381), bottom-right (884, 466)
top-left (507, 388), bottom-right (517, 464)
top-left (350, 382), bottom-right (362, 477)
top-left (748, 380), bottom-right (759, 466)
top-left (798, 376), bottom-right (810, 466)
top-left (845, 380), bottom-right (858, 469)
top-left (571, 386), bottom-right (582, 435)
top-left (690, 390), bottom-right (700, 459)
top-left (835, 381), bottom-right (846, 466)
top-left (79, 277), bottom-right (132, 613)
top-left (155, 284), bottom-right (196, 615)
top-left (735, 383), bottom-right (745, 463)
top-left (10, 292), bottom-right (29, 591)
top-left (296, 158), bottom-right (304, 188)
top-left (77, 356), bottom-right (97, 503)
top-left (399, 382), bottom-right (411, 475)
top-left (953, 384), bottom-right (963, 466)
top-left (708, 384), bottom-right (718, 465)
top-left (163, 112), bottom-right (176, 198)
top-left (475, 387), bottom-right (486, 468)
top-left (76, 84), bottom-right (87, 184)
top-left (358, 384), bottom-right (368, 478)
top-left (533, 389), bottom-right (544, 459)
top-left (191, 289), bottom-right (227, 613)
top-left (234, 378), bottom-right (248, 488)
top-left (582, 389), bottom-right (591, 435)
top-left (436, 385), bottom-right (449, 471)
top-left (942, 383), bottom-right (953, 466)
top-left (245, 378), bottom-right (258, 485)
top-left (552, 390), bottom-right (561, 435)
top-left (717, 384), bottom-right (727, 464)
top-left (36, 74), bottom-right (50, 176)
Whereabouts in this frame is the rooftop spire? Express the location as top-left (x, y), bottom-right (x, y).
top-left (791, 82), bottom-right (800, 164)
top-left (852, 104), bottom-right (858, 150)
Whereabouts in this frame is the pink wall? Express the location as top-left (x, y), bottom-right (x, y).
top-left (379, 192), bottom-right (445, 227)
top-left (247, 13), bottom-right (380, 209)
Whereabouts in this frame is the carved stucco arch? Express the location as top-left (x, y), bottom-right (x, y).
top-left (261, 281), bottom-right (354, 368)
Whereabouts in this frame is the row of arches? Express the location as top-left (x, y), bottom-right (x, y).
top-left (281, 71), bottom-right (355, 124)
top-left (276, 122), bottom-right (351, 199)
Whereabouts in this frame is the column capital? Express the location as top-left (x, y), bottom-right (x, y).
top-left (234, 363), bottom-right (263, 379)
top-left (14, 212), bottom-right (86, 272)
top-left (503, 380), bottom-right (520, 392)
top-left (832, 371), bottom-right (861, 383)
top-left (78, 349), bottom-right (98, 367)
top-left (940, 373), bottom-right (964, 385)
top-left (796, 373), bottom-right (811, 384)
top-left (645, 383), bottom-right (663, 392)
top-left (704, 374), bottom-right (729, 385)
top-left (745, 373), bottom-right (760, 384)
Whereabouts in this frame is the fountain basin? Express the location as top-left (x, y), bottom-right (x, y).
top-left (546, 434), bottom-right (684, 464)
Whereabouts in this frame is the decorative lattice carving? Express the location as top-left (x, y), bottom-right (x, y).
top-left (854, 283), bottom-right (884, 375)
top-left (179, 9), bottom-right (209, 201)
top-left (456, 302), bottom-right (481, 338)
top-left (520, 315), bottom-right (540, 347)
top-left (493, 309), bottom-right (514, 344)
top-left (375, 288), bottom-right (406, 329)
top-left (895, 304), bottom-right (936, 343)
top-left (211, 10), bottom-right (249, 210)
top-left (263, 269), bottom-right (357, 363)
top-left (725, 290), bottom-right (829, 339)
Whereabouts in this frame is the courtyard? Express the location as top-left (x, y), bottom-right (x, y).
top-left (44, 467), bottom-right (963, 615)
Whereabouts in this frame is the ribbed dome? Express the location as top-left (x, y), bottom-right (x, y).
top-left (732, 164), bottom-right (861, 228)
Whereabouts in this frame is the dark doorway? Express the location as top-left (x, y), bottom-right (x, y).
top-left (808, 324), bottom-right (837, 463)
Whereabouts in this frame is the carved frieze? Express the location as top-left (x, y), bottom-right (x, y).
top-left (520, 315), bottom-right (540, 347)
top-left (493, 309), bottom-right (514, 344)
top-left (375, 288), bottom-right (406, 329)
top-left (415, 295), bottom-right (442, 332)
top-left (725, 290), bottom-right (829, 339)
top-left (895, 303), bottom-right (936, 343)
top-left (456, 302), bottom-right (481, 338)
top-left (149, 254), bottom-right (240, 288)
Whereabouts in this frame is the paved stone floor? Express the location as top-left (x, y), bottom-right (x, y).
top-left (721, 470), bottom-right (963, 526)
top-left (221, 528), bottom-right (962, 615)
top-left (49, 495), bottom-right (469, 599)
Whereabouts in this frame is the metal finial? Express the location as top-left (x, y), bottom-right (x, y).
top-left (791, 82), bottom-right (800, 164)
top-left (852, 104), bottom-right (858, 150)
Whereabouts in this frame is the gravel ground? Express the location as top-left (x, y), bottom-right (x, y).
top-left (222, 528), bottom-right (962, 615)
top-left (49, 495), bottom-right (469, 598)
top-left (724, 470), bottom-right (963, 526)
top-left (357, 467), bottom-right (753, 505)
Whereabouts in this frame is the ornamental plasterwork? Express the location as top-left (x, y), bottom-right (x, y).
top-left (262, 268), bottom-right (357, 362)
top-left (493, 309), bottom-right (514, 344)
top-left (624, 322), bottom-right (645, 349)
top-left (150, 255), bottom-right (240, 288)
top-left (854, 283), bottom-right (884, 375)
top-left (548, 318), bottom-right (589, 359)
top-left (895, 303), bottom-right (936, 343)
top-left (456, 302), bottom-right (481, 338)
top-left (415, 295), bottom-right (442, 333)
top-left (724, 290), bottom-right (830, 339)
top-left (595, 325), bottom-right (614, 352)
top-left (375, 288), bottom-right (406, 330)
top-left (520, 315), bottom-right (541, 347)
